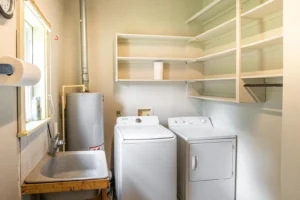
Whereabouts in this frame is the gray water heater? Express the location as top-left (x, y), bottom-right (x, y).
top-left (66, 93), bottom-right (104, 151)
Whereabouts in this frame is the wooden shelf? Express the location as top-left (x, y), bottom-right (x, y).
top-left (118, 57), bottom-right (193, 62)
top-left (187, 74), bottom-right (236, 82)
top-left (118, 79), bottom-right (188, 82)
top-left (242, 0), bottom-right (282, 19)
top-left (185, 0), bottom-right (235, 24)
top-left (194, 48), bottom-right (236, 62)
top-left (192, 35), bottom-right (282, 62)
top-left (242, 35), bottom-right (283, 51)
top-left (189, 95), bottom-right (237, 103)
top-left (118, 36), bottom-right (282, 64)
top-left (188, 18), bottom-right (236, 43)
top-left (115, 0), bottom-right (283, 104)
top-left (189, 0), bottom-right (282, 43)
top-left (117, 33), bottom-right (192, 41)
top-left (241, 69), bottom-right (283, 79)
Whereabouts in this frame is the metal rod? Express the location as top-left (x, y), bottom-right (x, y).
top-left (80, 0), bottom-right (89, 91)
top-left (244, 83), bottom-right (283, 87)
top-left (0, 64), bottom-right (14, 75)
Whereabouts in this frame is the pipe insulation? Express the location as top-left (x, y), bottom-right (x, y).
top-left (80, 0), bottom-right (89, 91)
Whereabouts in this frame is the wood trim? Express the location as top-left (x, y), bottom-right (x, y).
top-left (21, 179), bottom-right (110, 195)
top-left (16, 0), bottom-right (26, 134)
top-left (18, 117), bottom-right (52, 137)
top-left (102, 189), bottom-right (107, 200)
top-left (24, 0), bottom-right (52, 30)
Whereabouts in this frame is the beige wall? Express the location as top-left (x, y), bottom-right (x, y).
top-left (203, 96), bottom-right (282, 200)
top-left (281, 0), bottom-right (300, 199)
top-left (62, 1), bottom-right (283, 200)
top-left (63, 0), bottom-right (202, 167)
top-left (200, 1), bottom-right (282, 199)
top-left (0, 14), bottom-right (21, 200)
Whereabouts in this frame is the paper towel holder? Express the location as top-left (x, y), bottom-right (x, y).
top-left (0, 64), bottom-right (14, 76)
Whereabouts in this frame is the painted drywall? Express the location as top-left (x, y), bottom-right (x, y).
top-left (281, 0), bottom-right (300, 199)
top-left (202, 97), bottom-right (282, 200)
top-left (62, 1), bottom-right (283, 200)
top-left (0, 14), bottom-right (21, 200)
top-left (62, 0), bottom-right (203, 167)
top-left (199, 0), bottom-right (283, 199)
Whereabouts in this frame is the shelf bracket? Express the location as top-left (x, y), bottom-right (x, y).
top-left (244, 83), bottom-right (283, 87)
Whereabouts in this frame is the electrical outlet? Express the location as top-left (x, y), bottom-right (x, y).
top-left (138, 108), bottom-right (153, 116)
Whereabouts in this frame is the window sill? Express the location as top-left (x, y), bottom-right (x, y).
top-left (18, 117), bottom-right (52, 137)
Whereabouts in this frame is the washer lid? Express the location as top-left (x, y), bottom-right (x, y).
top-left (170, 127), bottom-right (236, 141)
top-left (118, 125), bottom-right (174, 140)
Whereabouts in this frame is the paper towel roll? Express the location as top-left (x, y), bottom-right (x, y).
top-left (0, 56), bottom-right (41, 86)
top-left (154, 61), bottom-right (163, 80)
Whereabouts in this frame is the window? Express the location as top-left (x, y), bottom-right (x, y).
top-left (24, 22), bottom-right (33, 122)
top-left (23, 3), bottom-right (49, 130)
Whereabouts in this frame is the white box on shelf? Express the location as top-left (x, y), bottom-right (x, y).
top-left (154, 61), bottom-right (163, 80)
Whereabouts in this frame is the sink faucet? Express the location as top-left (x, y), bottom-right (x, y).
top-left (49, 134), bottom-right (65, 156)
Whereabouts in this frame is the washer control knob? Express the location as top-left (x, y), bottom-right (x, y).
top-left (201, 119), bottom-right (206, 123)
top-left (180, 120), bottom-right (185, 123)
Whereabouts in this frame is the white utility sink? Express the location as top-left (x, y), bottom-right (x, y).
top-left (25, 151), bottom-right (108, 183)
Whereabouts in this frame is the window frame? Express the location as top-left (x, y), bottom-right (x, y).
top-left (17, 0), bottom-right (52, 137)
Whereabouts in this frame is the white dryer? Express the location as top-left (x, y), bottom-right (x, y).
top-left (114, 116), bottom-right (177, 200)
top-left (168, 117), bottom-right (237, 200)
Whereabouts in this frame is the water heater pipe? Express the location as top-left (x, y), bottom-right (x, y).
top-left (61, 85), bottom-right (86, 151)
top-left (80, 0), bottom-right (89, 91)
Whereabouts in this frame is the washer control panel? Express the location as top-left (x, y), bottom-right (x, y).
top-left (116, 116), bottom-right (159, 126)
top-left (168, 117), bottom-right (213, 127)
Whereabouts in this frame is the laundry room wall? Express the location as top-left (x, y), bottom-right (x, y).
top-left (202, 98), bottom-right (282, 200)
top-left (0, 13), bottom-right (20, 200)
top-left (62, 1), bottom-right (282, 200)
top-left (62, 0), bottom-right (203, 167)
top-left (281, 0), bottom-right (300, 199)
top-left (199, 0), bottom-right (283, 200)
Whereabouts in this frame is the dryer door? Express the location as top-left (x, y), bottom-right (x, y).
top-left (189, 141), bottom-right (234, 181)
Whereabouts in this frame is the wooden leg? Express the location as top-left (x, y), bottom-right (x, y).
top-left (101, 189), bottom-right (107, 200)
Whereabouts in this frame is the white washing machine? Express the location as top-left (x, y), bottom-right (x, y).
top-left (168, 117), bottom-right (237, 200)
top-left (114, 116), bottom-right (177, 200)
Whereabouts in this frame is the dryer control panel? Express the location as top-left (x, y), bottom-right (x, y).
top-left (168, 117), bottom-right (213, 127)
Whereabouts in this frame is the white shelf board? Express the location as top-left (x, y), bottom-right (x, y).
top-left (194, 48), bottom-right (236, 62)
top-left (188, 18), bottom-right (236, 42)
top-left (242, 0), bottom-right (282, 19)
top-left (242, 35), bottom-right (283, 51)
top-left (185, 0), bottom-right (235, 24)
top-left (118, 57), bottom-right (193, 62)
top-left (187, 74), bottom-right (236, 82)
top-left (241, 69), bottom-right (283, 79)
top-left (189, 95), bottom-right (237, 102)
top-left (192, 35), bottom-right (282, 62)
top-left (189, 0), bottom-right (282, 43)
top-left (117, 33), bottom-right (193, 42)
top-left (118, 79), bottom-right (188, 82)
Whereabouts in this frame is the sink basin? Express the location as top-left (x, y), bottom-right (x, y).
top-left (25, 151), bottom-right (108, 183)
